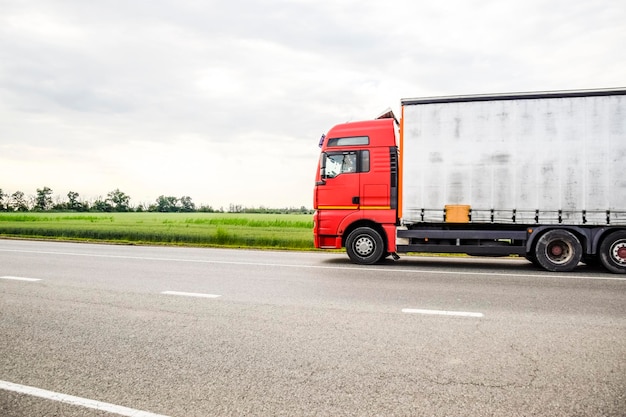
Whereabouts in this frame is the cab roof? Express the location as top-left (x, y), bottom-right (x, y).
top-left (323, 118), bottom-right (396, 149)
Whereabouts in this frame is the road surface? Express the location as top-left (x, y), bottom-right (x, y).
top-left (1, 239), bottom-right (625, 416)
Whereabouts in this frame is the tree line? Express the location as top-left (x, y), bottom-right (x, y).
top-left (0, 187), bottom-right (313, 214)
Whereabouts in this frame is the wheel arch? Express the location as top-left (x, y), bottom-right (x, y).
top-left (595, 227), bottom-right (626, 252)
top-left (341, 219), bottom-right (389, 253)
top-left (527, 225), bottom-right (592, 256)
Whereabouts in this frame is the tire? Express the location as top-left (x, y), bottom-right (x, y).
top-left (525, 253), bottom-right (541, 268)
top-left (345, 227), bottom-right (385, 265)
top-left (599, 230), bottom-right (626, 274)
top-left (581, 255), bottom-right (600, 267)
top-left (534, 229), bottom-right (582, 272)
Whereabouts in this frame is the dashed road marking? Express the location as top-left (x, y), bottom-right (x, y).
top-left (161, 291), bottom-right (221, 298)
top-left (402, 308), bottom-right (484, 318)
top-left (0, 276), bottom-right (42, 282)
top-left (0, 380), bottom-right (171, 417)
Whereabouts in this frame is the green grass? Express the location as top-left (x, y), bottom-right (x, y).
top-left (0, 212), bottom-right (314, 250)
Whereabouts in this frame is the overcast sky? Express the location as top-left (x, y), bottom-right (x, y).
top-left (1, 0), bottom-right (625, 209)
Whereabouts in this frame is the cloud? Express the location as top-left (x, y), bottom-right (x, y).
top-left (1, 0), bottom-right (625, 208)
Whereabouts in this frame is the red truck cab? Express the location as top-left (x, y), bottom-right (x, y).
top-left (313, 117), bottom-right (399, 264)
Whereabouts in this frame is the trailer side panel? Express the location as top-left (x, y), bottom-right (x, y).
top-left (401, 92), bottom-right (626, 225)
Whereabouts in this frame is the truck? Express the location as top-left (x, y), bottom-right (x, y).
top-left (313, 88), bottom-right (626, 273)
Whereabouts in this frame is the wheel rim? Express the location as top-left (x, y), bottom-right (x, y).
top-left (545, 240), bottom-right (573, 265)
top-left (354, 235), bottom-right (374, 257)
top-left (610, 240), bottom-right (626, 266)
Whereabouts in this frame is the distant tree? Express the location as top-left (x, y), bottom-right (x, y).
top-left (66, 191), bottom-right (80, 211)
top-left (0, 189), bottom-right (7, 211)
top-left (229, 203), bottom-right (243, 213)
top-left (107, 189), bottom-right (131, 212)
top-left (9, 191), bottom-right (29, 211)
top-left (198, 204), bottom-right (216, 213)
top-left (34, 187), bottom-right (53, 211)
top-left (52, 199), bottom-right (66, 211)
top-left (62, 191), bottom-right (89, 211)
top-left (179, 196), bottom-right (195, 212)
top-left (92, 198), bottom-right (113, 212)
top-left (155, 195), bottom-right (178, 212)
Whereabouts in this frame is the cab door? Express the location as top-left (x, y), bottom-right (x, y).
top-left (315, 151), bottom-right (361, 210)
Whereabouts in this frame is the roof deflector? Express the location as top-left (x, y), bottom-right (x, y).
top-left (376, 108), bottom-right (398, 125)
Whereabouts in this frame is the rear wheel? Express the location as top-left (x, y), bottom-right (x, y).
top-left (534, 229), bottom-right (582, 272)
top-left (581, 255), bottom-right (600, 267)
top-left (525, 253), bottom-right (541, 268)
top-left (345, 227), bottom-right (385, 265)
top-left (599, 230), bottom-right (626, 274)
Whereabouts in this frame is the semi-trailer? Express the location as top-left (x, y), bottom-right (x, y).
top-left (313, 88), bottom-right (626, 273)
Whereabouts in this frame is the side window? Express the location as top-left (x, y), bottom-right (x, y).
top-left (322, 151), bottom-right (369, 179)
top-left (327, 136), bottom-right (369, 147)
top-left (324, 152), bottom-right (356, 178)
top-left (360, 150), bottom-right (370, 173)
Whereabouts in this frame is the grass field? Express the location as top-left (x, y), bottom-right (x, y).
top-left (0, 212), bottom-right (315, 249)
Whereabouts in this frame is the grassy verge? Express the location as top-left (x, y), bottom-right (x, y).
top-left (0, 212), bottom-right (314, 250)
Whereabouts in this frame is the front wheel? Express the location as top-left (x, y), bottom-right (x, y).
top-left (599, 230), bottom-right (626, 274)
top-left (345, 227), bottom-right (385, 265)
top-left (534, 229), bottom-right (582, 272)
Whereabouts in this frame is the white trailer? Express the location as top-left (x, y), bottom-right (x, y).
top-left (401, 89), bottom-right (626, 226)
top-left (395, 89), bottom-right (626, 273)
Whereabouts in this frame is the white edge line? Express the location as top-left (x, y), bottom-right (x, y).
top-left (161, 291), bottom-right (221, 299)
top-left (2, 248), bottom-right (625, 282)
top-left (0, 380), bottom-right (171, 417)
top-left (1, 276), bottom-right (42, 282)
top-left (402, 308), bottom-right (484, 318)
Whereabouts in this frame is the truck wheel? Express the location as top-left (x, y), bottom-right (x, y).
top-left (599, 231), bottom-right (626, 274)
top-left (534, 230), bottom-right (582, 272)
top-left (525, 253), bottom-right (540, 268)
top-left (345, 227), bottom-right (385, 265)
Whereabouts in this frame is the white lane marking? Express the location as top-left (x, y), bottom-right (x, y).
top-left (161, 291), bottom-right (221, 298)
top-left (402, 308), bottom-right (484, 318)
top-left (0, 380), bottom-right (171, 417)
top-left (0, 275), bottom-right (42, 282)
top-left (2, 248), bottom-right (626, 282)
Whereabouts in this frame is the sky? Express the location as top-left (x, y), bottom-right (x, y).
top-left (1, 0), bottom-right (625, 210)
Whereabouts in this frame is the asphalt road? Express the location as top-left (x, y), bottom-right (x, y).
top-left (1, 239), bottom-right (625, 416)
